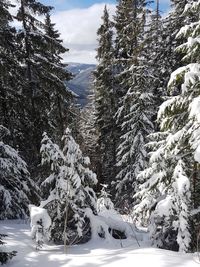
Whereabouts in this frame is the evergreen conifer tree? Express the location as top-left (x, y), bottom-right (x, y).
top-left (114, 0), bottom-right (149, 97)
top-left (158, 0), bottom-right (195, 95)
top-left (133, 0), bottom-right (200, 252)
top-left (115, 68), bottom-right (155, 210)
top-left (0, 125), bottom-right (40, 219)
top-left (94, 6), bottom-right (117, 187)
top-left (15, 1), bottom-right (73, 177)
top-left (15, 0), bottom-right (52, 174)
top-left (144, 0), bottom-right (168, 114)
top-left (44, 12), bottom-right (73, 141)
top-left (0, 0), bottom-right (25, 148)
top-left (40, 129), bottom-right (97, 244)
top-left (114, 0), bottom-right (155, 210)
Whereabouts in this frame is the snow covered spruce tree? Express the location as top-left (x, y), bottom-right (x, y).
top-left (114, 0), bottom-right (138, 98)
top-left (0, 0), bottom-right (25, 149)
top-left (115, 70), bottom-right (155, 210)
top-left (144, 0), bottom-right (169, 113)
top-left (0, 0), bottom-right (16, 129)
top-left (114, 0), bottom-right (155, 210)
top-left (114, 0), bottom-right (151, 97)
top-left (0, 125), bottom-right (39, 219)
top-left (15, 0), bottom-right (51, 168)
top-left (94, 6), bottom-right (117, 187)
top-left (144, 0), bottom-right (192, 111)
top-left (15, 1), bottom-right (73, 177)
top-left (40, 129), bottom-right (97, 244)
top-left (134, 0), bottom-right (200, 252)
top-left (158, 0), bottom-right (195, 96)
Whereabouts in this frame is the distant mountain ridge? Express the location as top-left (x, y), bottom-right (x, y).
top-left (66, 63), bottom-right (96, 107)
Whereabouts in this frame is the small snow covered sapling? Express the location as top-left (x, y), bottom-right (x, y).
top-left (29, 205), bottom-right (52, 250)
top-left (97, 184), bottom-right (114, 213)
top-left (40, 129), bottom-right (97, 245)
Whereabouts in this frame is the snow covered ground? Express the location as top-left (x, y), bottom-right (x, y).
top-left (0, 220), bottom-right (199, 267)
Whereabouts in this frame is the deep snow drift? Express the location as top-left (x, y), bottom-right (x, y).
top-left (0, 220), bottom-right (199, 267)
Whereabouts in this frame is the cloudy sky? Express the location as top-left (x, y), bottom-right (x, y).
top-left (39, 0), bottom-right (171, 64)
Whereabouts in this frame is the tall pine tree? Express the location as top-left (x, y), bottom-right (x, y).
top-left (0, 0), bottom-right (25, 149)
top-left (15, 1), bottom-right (73, 179)
top-left (44, 12), bottom-right (73, 142)
top-left (94, 6), bottom-right (117, 187)
top-left (114, 0), bottom-right (155, 210)
top-left (144, 0), bottom-right (168, 116)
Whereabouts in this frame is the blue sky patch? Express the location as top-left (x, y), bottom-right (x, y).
top-left (41, 0), bottom-right (171, 12)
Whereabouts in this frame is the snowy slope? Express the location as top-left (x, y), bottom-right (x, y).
top-left (0, 221), bottom-right (199, 267)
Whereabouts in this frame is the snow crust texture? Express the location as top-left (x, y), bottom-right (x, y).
top-left (0, 221), bottom-right (199, 267)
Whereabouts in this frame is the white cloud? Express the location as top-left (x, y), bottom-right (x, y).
top-left (10, 2), bottom-right (115, 64)
top-left (52, 3), bottom-right (116, 64)
top-left (62, 45), bottom-right (97, 64)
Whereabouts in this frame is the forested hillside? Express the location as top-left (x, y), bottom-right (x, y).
top-left (67, 63), bottom-right (96, 106)
top-left (0, 0), bottom-right (200, 265)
